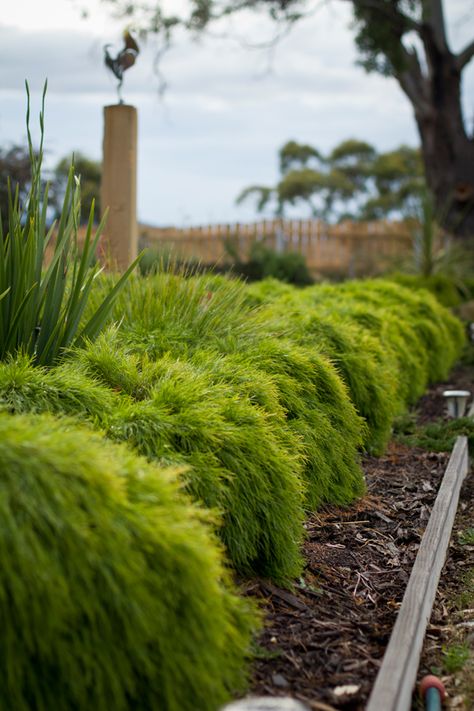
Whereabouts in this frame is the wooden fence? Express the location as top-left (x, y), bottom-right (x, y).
top-left (139, 219), bottom-right (413, 277)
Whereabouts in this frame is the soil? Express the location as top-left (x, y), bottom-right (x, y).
top-left (243, 362), bottom-right (474, 711)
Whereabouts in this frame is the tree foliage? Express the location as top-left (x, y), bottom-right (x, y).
top-left (236, 138), bottom-right (424, 221)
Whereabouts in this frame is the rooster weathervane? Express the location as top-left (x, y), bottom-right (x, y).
top-left (104, 31), bottom-right (140, 104)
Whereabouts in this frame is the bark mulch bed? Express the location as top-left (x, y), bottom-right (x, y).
top-left (243, 364), bottom-right (473, 711)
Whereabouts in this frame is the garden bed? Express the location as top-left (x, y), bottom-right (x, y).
top-left (244, 362), bottom-right (473, 710)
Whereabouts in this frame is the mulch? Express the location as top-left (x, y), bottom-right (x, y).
top-left (242, 364), bottom-right (474, 711)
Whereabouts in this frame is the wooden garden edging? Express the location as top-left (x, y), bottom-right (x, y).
top-left (366, 435), bottom-right (469, 711)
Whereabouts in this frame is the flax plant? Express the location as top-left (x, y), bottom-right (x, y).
top-left (0, 82), bottom-right (138, 366)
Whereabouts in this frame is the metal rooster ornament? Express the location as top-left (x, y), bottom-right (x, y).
top-left (104, 31), bottom-right (140, 104)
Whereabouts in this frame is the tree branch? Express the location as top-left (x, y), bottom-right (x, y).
top-left (395, 45), bottom-right (432, 120)
top-left (456, 39), bottom-right (474, 71)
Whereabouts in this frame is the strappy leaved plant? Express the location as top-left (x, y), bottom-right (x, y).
top-left (0, 82), bottom-right (138, 366)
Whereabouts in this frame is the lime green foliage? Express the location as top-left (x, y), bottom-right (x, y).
top-left (0, 83), bottom-right (137, 366)
top-left (226, 337), bottom-right (366, 507)
top-left (76, 339), bottom-right (306, 581)
top-left (81, 273), bottom-right (366, 535)
top-left (0, 412), bottom-right (257, 711)
top-left (0, 354), bottom-right (117, 423)
top-left (307, 279), bottom-right (464, 387)
top-left (83, 271), bottom-right (264, 359)
top-left (246, 284), bottom-right (398, 453)
top-left (6, 268), bottom-right (462, 586)
top-left (0, 338), bottom-right (305, 580)
top-left (245, 276), bottom-right (464, 453)
top-left (87, 274), bottom-right (366, 509)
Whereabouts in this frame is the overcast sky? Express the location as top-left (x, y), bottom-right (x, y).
top-left (0, 0), bottom-right (473, 226)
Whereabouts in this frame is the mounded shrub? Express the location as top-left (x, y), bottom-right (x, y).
top-left (246, 291), bottom-right (399, 454)
top-left (76, 340), bottom-right (306, 581)
top-left (210, 337), bottom-right (367, 508)
top-left (324, 280), bottom-right (465, 383)
top-left (308, 292), bottom-right (429, 405)
top-left (0, 412), bottom-right (257, 711)
top-left (83, 271), bottom-right (264, 360)
top-left (245, 276), bottom-right (464, 448)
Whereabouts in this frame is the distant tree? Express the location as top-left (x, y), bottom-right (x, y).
top-left (0, 145), bottom-right (34, 220)
top-left (96, 0), bottom-right (474, 239)
top-left (236, 138), bottom-right (424, 221)
top-left (52, 153), bottom-right (101, 223)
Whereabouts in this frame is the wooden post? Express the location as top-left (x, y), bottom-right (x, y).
top-left (101, 104), bottom-right (138, 270)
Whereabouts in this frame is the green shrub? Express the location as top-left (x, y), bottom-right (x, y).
top-left (306, 279), bottom-right (464, 392)
top-left (76, 340), bottom-right (306, 581)
top-left (86, 273), bottom-right (366, 510)
top-left (238, 242), bottom-right (314, 286)
top-left (82, 271), bottom-right (264, 360)
top-left (0, 412), bottom-right (257, 711)
top-left (218, 337), bottom-right (367, 508)
top-left (336, 279), bottom-right (464, 381)
top-left (249, 292), bottom-right (399, 453)
top-left (0, 339), bottom-right (305, 582)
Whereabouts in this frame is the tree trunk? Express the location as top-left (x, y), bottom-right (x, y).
top-left (404, 19), bottom-right (474, 241)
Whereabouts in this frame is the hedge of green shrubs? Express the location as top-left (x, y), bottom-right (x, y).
top-left (0, 271), bottom-right (465, 709)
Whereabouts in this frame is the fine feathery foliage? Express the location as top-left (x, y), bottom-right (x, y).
top-left (81, 274), bottom-right (367, 512)
top-left (0, 411), bottom-right (257, 711)
top-left (244, 276), bottom-right (465, 449)
top-left (75, 339), bottom-right (307, 581)
top-left (0, 353), bottom-right (118, 425)
top-left (245, 285), bottom-right (399, 454)
top-left (303, 279), bottom-right (464, 389)
top-left (0, 82), bottom-right (138, 366)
